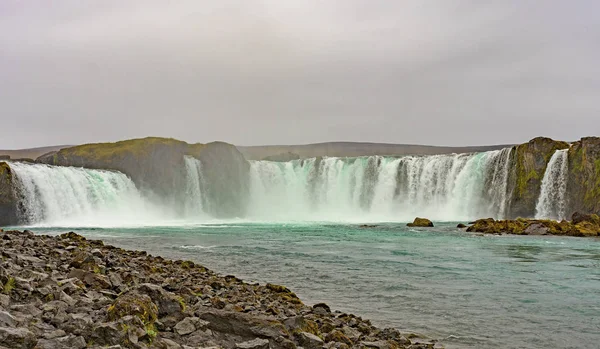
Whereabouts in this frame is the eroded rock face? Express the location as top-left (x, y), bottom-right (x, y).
top-left (567, 137), bottom-right (600, 217)
top-left (188, 142), bottom-right (250, 218)
top-left (0, 162), bottom-right (18, 226)
top-left (35, 138), bottom-right (251, 218)
top-left (0, 230), bottom-right (432, 349)
top-left (507, 137), bottom-right (569, 218)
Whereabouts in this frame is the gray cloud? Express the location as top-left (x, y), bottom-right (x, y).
top-left (1, 0), bottom-right (599, 149)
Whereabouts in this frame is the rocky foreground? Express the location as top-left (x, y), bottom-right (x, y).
top-left (465, 212), bottom-right (600, 237)
top-left (0, 230), bottom-right (438, 349)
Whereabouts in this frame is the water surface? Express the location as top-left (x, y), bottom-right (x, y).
top-left (22, 222), bottom-right (600, 349)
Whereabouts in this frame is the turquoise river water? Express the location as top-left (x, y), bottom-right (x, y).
top-left (16, 221), bottom-right (600, 349)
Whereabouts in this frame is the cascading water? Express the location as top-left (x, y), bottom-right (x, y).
top-left (183, 156), bottom-right (208, 217)
top-left (9, 146), bottom-right (572, 225)
top-left (248, 148), bottom-right (515, 221)
top-left (535, 149), bottom-right (569, 220)
top-left (8, 161), bottom-right (165, 226)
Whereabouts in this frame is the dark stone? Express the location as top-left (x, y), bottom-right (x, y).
top-left (407, 218), bottom-right (434, 227)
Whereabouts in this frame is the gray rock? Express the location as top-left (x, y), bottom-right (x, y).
top-left (296, 332), bottom-right (323, 349)
top-left (35, 335), bottom-right (86, 349)
top-left (174, 317), bottom-right (198, 335)
top-left (342, 326), bottom-right (361, 341)
top-left (138, 283), bottom-right (183, 317)
top-left (0, 312), bottom-right (16, 327)
top-left (43, 330), bottom-right (67, 340)
top-left (0, 295), bottom-right (9, 308)
top-left (160, 338), bottom-right (182, 349)
top-left (0, 327), bottom-right (37, 349)
top-left (91, 322), bottom-right (121, 346)
top-left (362, 340), bottom-right (392, 349)
top-left (235, 338), bottom-right (270, 349)
top-left (524, 223), bottom-right (549, 235)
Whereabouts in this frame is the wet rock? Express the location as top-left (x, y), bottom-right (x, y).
top-left (523, 222), bottom-right (549, 235)
top-left (407, 218), bottom-right (434, 227)
top-left (456, 223), bottom-right (467, 228)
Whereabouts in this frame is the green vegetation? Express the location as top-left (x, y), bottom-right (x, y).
top-left (54, 137), bottom-right (189, 164)
top-left (2, 277), bottom-right (16, 294)
top-left (513, 138), bottom-right (569, 201)
top-left (107, 293), bottom-right (159, 325)
top-left (0, 162), bottom-right (14, 205)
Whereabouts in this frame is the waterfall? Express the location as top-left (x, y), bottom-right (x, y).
top-left (183, 156), bottom-right (208, 217)
top-left (248, 148), bottom-right (514, 221)
top-left (535, 149), bottom-right (569, 220)
top-left (7, 146), bottom-right (549, 225)
top-left (8, 161), bottom-right (164, 226)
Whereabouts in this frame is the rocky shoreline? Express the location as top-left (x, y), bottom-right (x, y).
top-left (0, 229), bottom-right (438, 349)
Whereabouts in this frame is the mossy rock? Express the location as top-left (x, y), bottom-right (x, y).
top-left (107, 293), bottom-right (158, 326)
top-left (325, 330), bottom-right (353, 346)
top-left (509, 137), bottom-right (569, 218)
top-left (0, 162), bottom-right (18, 226)
top-left (407, 217), bottom-right (434, 227)
top-left (567, 138), bottom-right (600, 216)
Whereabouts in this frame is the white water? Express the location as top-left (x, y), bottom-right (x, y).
top-left (248, 148), bottom-right (514, 221)
top-left (535, 149), bottom-right (569, 220)
top-left (8, 146), bottom-right (574, 226)
top-left (8, 161), bottom-right (168, 227)
top-left (183, 156), bottom-right (208, 217)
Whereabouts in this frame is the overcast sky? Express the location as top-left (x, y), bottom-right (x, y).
top-left (1, 1), bottom-right (599, 149)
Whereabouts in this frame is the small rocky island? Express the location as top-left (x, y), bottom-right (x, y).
top-left (0, 230), bottom-right (437, 349)
top-left (465, 212), bottom-right (600, 237)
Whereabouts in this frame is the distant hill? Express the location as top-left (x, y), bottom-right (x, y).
top-left (0, 145), bottom-right (72, 161)
top-left (238, 142), bottom-right (514, 160)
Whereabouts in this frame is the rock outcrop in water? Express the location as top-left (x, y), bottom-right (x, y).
top-left (466, 212), bottom-right (600, 237)
top-left (407, 218), bottom-right (434, 227)
top-left (36, 138), bottom-right (250, 219)
top-left (507, 137), bottom-right (570, 218)
top-left (0, 230), bottom-right (437, 349)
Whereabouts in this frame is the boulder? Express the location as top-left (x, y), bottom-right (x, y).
top-left (456, 223), bottom-right (467, 228)
top-left (296, 332), bottom-right (323, 349)
top-left (0, 327), bottom-right (37, 349)
top-left (107, 293), bottom-right (158, 325)
top-left (407, 218), bottom-right (434, 227)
